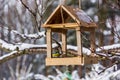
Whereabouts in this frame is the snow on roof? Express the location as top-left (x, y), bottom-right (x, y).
top-left (63, 5), bottom-right (95, 25)
top-left (75, 9), bottom-right (93, 23)
top-left (44, 5), bottom-right (97, 28)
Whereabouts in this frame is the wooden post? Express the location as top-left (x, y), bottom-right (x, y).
top-left (90, 28), bottom-right (95, 55)
top-left (76, 27), bottom-right (82, 56)
top-left (76, 27), bottom-right (83, 78)
top-left (62, 29), bottom-right (67, 55)
top-left (46, 28), bottom-right (52, 58)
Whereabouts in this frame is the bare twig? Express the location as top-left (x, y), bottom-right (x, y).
top-left (19, 0), bottom-right (36, 16)
top-left (114, 26), bottom-right (120, 39)
top-left (19, 0), bottom-right (39, 32)
top-left (0, 26), bottom-right (45, 40)
top-left (98, 60), bottom-right (119, 74)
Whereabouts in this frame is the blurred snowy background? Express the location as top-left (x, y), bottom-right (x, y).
top-left (0, 0), bottom-right (120, 80)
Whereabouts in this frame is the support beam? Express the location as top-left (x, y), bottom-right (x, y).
top-left (62, 29), bottom-right (67, 55)
top-left (46, 56), bottom-right (98, 66)
top-left (46, 28), bottom-right (52, 58)
top-left (76, 27), bottom-right (82, 56)
top-left (90, 28), bottom-right (96, 55)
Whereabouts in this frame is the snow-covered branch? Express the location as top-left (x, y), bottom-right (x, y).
top-left (0, 39), bottom-right (91, 64)
top-left (0, 39), bottom-right (47, 64)
top-left (12, 30), bottom-right (46, 39)
top-left (1, 37), bottom-right (120, 64)
top-left (0, 39), bottom-right (45, 52)
top-left (0, 26), bottom-right (46, 40)
top-left (96, 44), bottom-right (120, 54)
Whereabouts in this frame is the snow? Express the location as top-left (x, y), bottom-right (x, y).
top-left (71, 70), bottom-right (80, 80)
top-left (3, 63), bottom-right (118, 80)
top-left (1, 38), bottom-right (120, 80)
top-left (76, 10), bottom-right (93, 23)
top-left (83, 64), bottom-right (119, 80)
top-left (106, 19), bottom-right (112, 28)
top-left (92, 65), bottom-right (118, 80)
top-left (25, 64), bottom-right (120, 80)
top-left (110, 70), bottom-right (120, 79)
top-left (67, 45), bottom-right (91, 55)
top-left (34, 74), bottom-right (49, 80)
top-left (25, 31), bottom-right (46, 38)
top-left (1, 0), bottom-right (120, 80)
top-left (16, 1), bottom-right (23, 15)
top-left (19, 73), bottom-right (34, 80)
top-left (2, 26), bottom-right (46, 40)
top-left (94, 15), bottom-right (99, 22)
top-left (106, 17), bottom-right (120, 32)
top-left (34, 69), bottom-right (80, 80)
top-left (103, 30), bottom-right (111, 35)
top-left (4, 5), bottom-right (8, 14)
top-left (96, 43), bottom-right (120, 52)
top-left (0, 38), bottom-right (91, 54)
top-left (1, 38), bottom-right (120, 62)
top-left (17, 43), bottom-right (47, 50)
top-left (86, 8), bottom-right (97, 15)
top-left (0, 51), bottom-right (17, 60)
top-left (12, 30), bottom-right (46, 39)
top-left (8, 0), bottom-right (16, 6)
top-left (91, 0), bottom-right (96, 3)
top-left (59, 0), bottom-right (65, 5)
top-left (0, 39), bottom-right (17, 51)
top-left (0, 39), bottom-right (46, 51)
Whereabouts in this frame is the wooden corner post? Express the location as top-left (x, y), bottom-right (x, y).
top-left (76, 27), bottom-right (83, 78)
top-left (62, 29), bottom-right (67, 55)
top-left (76, 27), bottom-right (82, 56)
top-left (90, 28), bottom-right (96, 55)
top-left (46, 28), bottom-right (52, 58)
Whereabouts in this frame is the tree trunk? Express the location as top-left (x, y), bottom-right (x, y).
top-left (99, 28), bottom-right (104, 46)
top-left (109, 17), bottom-right (115, 45)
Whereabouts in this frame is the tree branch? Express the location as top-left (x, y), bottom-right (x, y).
top-left (19, 0), bottom-right (36, 17)
top-left (0, 48), bottom-right (47, 64)
top-left (19, 0), bottom-right (40, 32)
top-left (1, 38), bottom-right (120, 64)
top-left (0, 26), bottom-right (46, 40)
top-left (13, 30), bottom-right (46, 40)
top-left (0, 39), bottom-right (77, 64)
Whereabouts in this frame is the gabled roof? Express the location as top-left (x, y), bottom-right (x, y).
top-left (43, 5), bottom-right (97, 28)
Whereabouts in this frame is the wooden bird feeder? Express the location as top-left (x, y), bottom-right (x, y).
top-left (42, 5), bottom-right (98, 66)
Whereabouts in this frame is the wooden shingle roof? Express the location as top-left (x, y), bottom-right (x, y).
top-left (43, 5), bottom-right (97, 28)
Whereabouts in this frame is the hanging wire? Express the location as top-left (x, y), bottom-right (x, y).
top-left (60, 0), bottom-right (66, 5)
top-left (98, 0), bottom-right (100, 9)
top-left (79, 0), bottom-right (81, 9)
